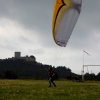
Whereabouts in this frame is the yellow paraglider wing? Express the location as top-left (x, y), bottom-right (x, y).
top-left (52, 0), bottom-right (82, 47)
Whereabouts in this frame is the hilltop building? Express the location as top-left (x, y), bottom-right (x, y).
top-left (8, 52), bottom-right (36, 62)
top-left (15, 52), bottom-right (21, 58)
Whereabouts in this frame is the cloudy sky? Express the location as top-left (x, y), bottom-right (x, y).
top-left (0, 0), bottom-right (100, 75)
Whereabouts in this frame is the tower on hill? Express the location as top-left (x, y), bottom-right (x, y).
top-left (15, 52), bottom-right (21, 58)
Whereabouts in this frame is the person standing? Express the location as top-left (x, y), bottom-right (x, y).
top-left (45, 67), bottom-right (56, 87)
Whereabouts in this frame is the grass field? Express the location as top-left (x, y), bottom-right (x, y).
top-left (0, 79), bottom-right (100, 100)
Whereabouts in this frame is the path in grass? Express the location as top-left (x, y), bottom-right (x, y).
top-left (0, 80), bottom-right (100, 100)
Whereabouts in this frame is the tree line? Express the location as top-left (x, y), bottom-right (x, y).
top-left (0, 59), bottom-right (100, 81)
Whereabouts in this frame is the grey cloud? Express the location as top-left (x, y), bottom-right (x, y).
top-left (0, 0), bottom-right (54, 31)
top-left (29, 48), bottom-right (45, 55)
top-left (0, 0), bottom-right (54, 48)
top-left (0, 39), bottom-right (18, 50)
top-left (19, 35), bottom-right (33, 44)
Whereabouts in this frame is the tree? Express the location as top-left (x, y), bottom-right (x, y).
top-left (4, 70), bottom-right (17, 79)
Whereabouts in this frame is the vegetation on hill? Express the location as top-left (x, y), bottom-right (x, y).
top-left (0, 59), bottom-right (100, 80)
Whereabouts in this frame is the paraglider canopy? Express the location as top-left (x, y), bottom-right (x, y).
top-left (52, 0), bottom-right (82, 47)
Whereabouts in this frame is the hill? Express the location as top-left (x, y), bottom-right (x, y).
top-left (0, 59), bottom-right (99, 80)
top-left (0, 59), bottom-right (73, 79)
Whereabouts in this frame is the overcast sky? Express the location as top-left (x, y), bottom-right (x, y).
top-left (0, 0), bottom-right (100, 75)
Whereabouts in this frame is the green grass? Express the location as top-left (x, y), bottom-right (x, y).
top-left (0, 79), bottom-right (100, 100)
